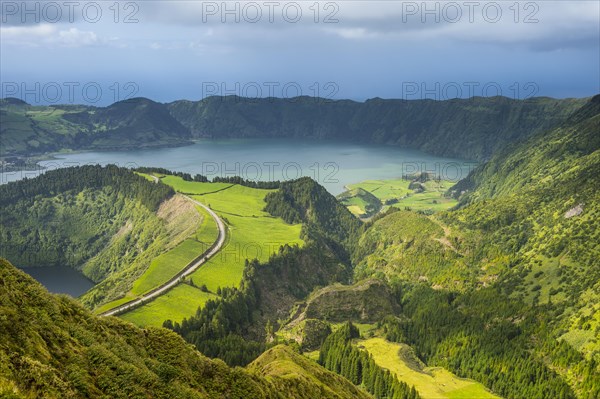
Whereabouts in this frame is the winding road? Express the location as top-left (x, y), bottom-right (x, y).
top-left (99, 179), bottom-right (226, 317)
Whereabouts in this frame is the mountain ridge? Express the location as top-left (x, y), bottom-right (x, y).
top-left (1, 94), bottom-right (592, 160)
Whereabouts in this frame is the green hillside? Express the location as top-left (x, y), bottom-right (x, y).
top-left (347, 95), bottom-right (600, 398)
top-left (339, 176), bottom-right (458, 218)
top-left (0, 258), bottom-right (375, 399)
top-left (167, 95), bottom-right (587, 160)
top-left (0, 166), bottom-right (204, 310)
top-left (0, 98), bottom-right (191, 157)
top-left (2, 96), bottom-right (599, 398)
top-left (446, 95), bottom-right (600, 355)
top-left (116, 174), bottom-right (303, 326)
top-left (358, 338), bottom-right (501, 399)
top-left (1, 95), bottom-right (588, 161)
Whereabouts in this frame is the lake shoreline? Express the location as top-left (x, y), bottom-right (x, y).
top-left (1, 139), bottom-right (477, 194)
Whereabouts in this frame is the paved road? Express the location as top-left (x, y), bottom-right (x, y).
top-left (99, 187), bottom-right (226, 317)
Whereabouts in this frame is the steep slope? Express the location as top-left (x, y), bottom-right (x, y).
top-left (447, 95), bottom-right (600, 331)
top-left (353, 210), bottom-right (477, 290)
top-left (0, 165), bottom-right (199, 309)
top-left (356, 94), bottom-right (599, 326)
top-left (1, 95), bottom-right (587, 160)
top-left (348, 95), bottom-right (600, 398)
top-left (284, 279), bottom-right (399, 325)
top-left (264, 176), bottom-right (363, 263)
top-left (0, 258), bottom-right (375, 399)
top-left (166, 178), bottom-right (364, 367)
top-left (167, 95), bottom-right (587, 160)
top-left (63, 97), bottom-right (191, 149)
top-left (0, 98), bottom-right (191, 156)
top-left (249, 345), bottom-right (372, 399)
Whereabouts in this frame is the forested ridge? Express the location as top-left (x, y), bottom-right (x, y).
top-left (2, 95), bottom-right (589, 161)
top-left (264, 177), bottom-right (363, 263)
top-left (167, 95), bottom-right (587, 160)
top-left (0, 97), bottom-right (191, 156)
top-left (0, 164), bottom-right (174, 211)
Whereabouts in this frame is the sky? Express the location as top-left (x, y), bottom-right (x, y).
top-left (1, 0), bottom-right (599, 105)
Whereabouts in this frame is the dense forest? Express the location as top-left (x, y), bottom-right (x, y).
top-left (0, 164), bottom-right (173, 210)
top-left (380, 287), bottom-right (583, 399)
top-left (264, 176), bottom-right (363, 263)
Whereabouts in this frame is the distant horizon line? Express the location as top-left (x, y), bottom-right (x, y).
top-left (2, 93), bottom-right (597, 108)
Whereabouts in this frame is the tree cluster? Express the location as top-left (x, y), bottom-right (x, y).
top-left (319, 323), bottom-right (420, 399)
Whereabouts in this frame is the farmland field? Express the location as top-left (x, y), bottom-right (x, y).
top-left (339, 178), bottom-right (458, 217)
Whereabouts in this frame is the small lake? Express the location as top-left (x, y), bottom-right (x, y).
top-left (1, 139), bottom-right (477, 194)
top-left (18, 266), bottom-right (95, 297)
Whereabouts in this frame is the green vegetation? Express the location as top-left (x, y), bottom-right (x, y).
top-left (338, 175), bottom-right (458, 218)
top-left (319, 322), bottom-right (420, 399)
top-left (119, 175), bottom-right (303, 327)
top-left (96, 198), bottom-right (219, 318)
top-left (265, 177), bottom-right (363, 263)
top-left (131, 204), bottom-right (217, 296)
top-left (444, 95), bottom-right (600, 359)
top-left (0, 97), bottom-right (190, 157)
top-left (167, 243), bottom-right (351, 366)
top-left (165, 178), bottom-right (363, 366)
top-left (249, 344), bottom-right (373, 399)
top-left (120, 284), bottom-right (217, 327)
top-left (359, 338), bottom-right (500, 399)
top-left (3, 95), bottom-right (588, 162)
top-left (2, 96), bottom-right (599, 398)
top-left (0, 165), bottom-right (184, 309)
top-left (284, 279), bottom-right (398, 325)
top-left (379, 287), bottom-right (584, 399)
top-left (167, 95), bottom-right (587, 160)
top-left (347, 96), bottom-right (600, 398)
top-left (353, 210), bottom-right (479, 290)
top-left (338, 187), bottom-right (382, 217)
top-left (160, 175), bottom-right (232, 194)
top-left (0, 258), bottom-right (381, 399)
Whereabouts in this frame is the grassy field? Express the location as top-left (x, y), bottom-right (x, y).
top-left (131, 204), bottom-right (219, 295)
top-left (358, 338), bottom-right (501, 399)
top-left (339, 178), bottom-right (458, 217)
top-left (346, 179), bottom-right (411, 202)
top-left (94, 200), bottom-right (217, 314)
top-left (119, 175), bottom-right (303, 326)
top-left (160, 175), bottom-right (233, 194)
top-left (120, 284), bottom-right (216, 327)
top-left (132, 239), bottom-right (207, 295)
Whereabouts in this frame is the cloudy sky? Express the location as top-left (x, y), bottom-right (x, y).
top-left (1, 1), bottom-right (598, 105)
